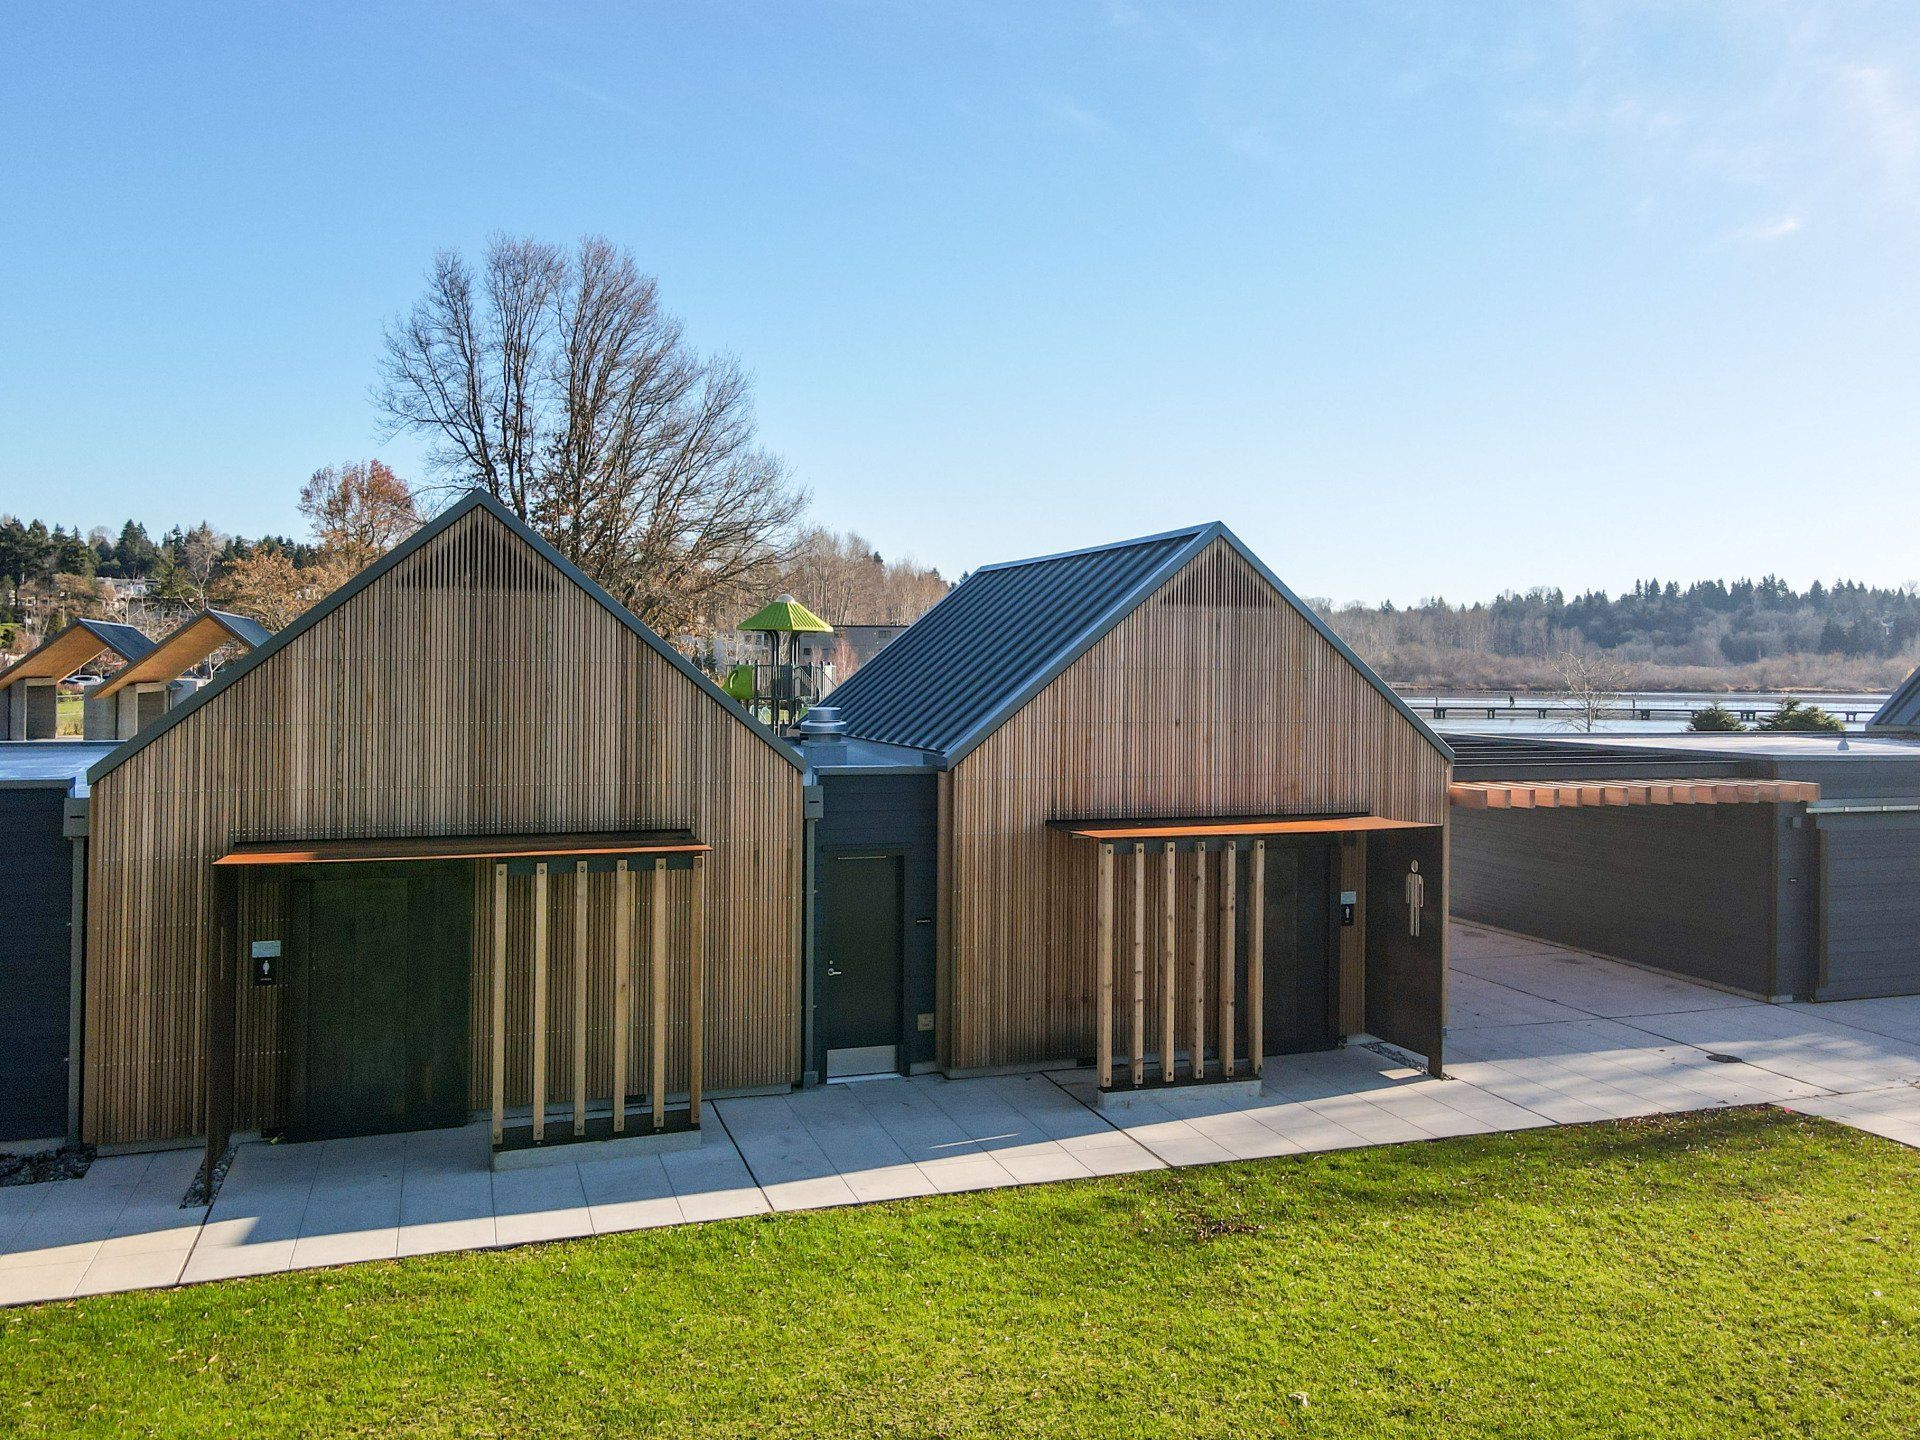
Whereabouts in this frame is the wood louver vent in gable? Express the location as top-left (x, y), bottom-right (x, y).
top-left (396, 513), bottom-right (558, 593)
top-left (1162, 541), bottom-right (1269, 610)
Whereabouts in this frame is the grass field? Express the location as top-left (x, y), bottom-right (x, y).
top-left (3, 1109), bottom-right (1916, 1438)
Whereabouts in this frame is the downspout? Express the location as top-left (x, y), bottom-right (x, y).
top-left (801, 779), bottom-right (823, 1087)
top-left (63, 795), bottom-right (89, 1144)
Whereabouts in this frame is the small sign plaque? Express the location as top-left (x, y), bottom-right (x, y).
top-left (251, 939), bottom-right (282, 986)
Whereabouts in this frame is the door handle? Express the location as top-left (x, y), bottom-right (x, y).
top-left (826, 964), bottom-right (843, 977)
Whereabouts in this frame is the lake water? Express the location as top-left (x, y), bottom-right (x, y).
top-left (1402, 689), bottom-right (1892, 735)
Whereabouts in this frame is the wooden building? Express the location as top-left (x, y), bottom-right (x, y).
top-left (815, 523), bottom-right (1455, 1090)
top-left (80, 492), bottom-right (805, 1157)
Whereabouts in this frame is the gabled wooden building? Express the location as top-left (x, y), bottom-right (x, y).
top-left (815, 522), bottom-right (1454, 1089)
top-left (81, 492), bottom-right (805, 1155)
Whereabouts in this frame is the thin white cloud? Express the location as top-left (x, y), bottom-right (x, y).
top-left (1724, 213), bottom-right (1804, 243)
top-left (1837, 62), bottom-right (1920, 175)
top-left (1036, 93), bottom-right (1116, 140)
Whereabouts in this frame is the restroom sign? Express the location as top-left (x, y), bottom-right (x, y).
top-left (250, 939), bottom-right (282, 986)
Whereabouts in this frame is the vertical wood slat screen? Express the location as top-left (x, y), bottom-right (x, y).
top-left (1090, 837), bottom-right (1269, 1088)
top-left (487, 855), bottom-right (705, 1141)
top-left (84, 506), bottom-right (802, 1146)
top-left (946, 537), bottom-right (1449, 1073)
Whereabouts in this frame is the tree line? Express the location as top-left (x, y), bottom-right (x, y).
top-left (1321, 576), bottom-right (1920, 693)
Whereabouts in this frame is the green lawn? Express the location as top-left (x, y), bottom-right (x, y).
top-left (4, 1109), bottom-right (1916, 1439)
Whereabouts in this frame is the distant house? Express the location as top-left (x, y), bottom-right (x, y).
top-left (98, 576), bottom-right (154, 603)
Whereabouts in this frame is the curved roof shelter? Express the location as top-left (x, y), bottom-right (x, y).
top-left (0, 618), bottom-right (155, 692)
top-left (88, 609), bottom-right (272, 700)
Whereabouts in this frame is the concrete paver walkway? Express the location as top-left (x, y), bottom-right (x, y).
top-left (4, 921), bottom-right (1915, 1306)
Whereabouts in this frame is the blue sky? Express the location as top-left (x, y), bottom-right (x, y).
top-left (3, 1), bottom-right (1917, 603)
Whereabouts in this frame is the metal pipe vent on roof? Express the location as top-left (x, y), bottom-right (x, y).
top-left (796, 704), bottom-right (848, 738)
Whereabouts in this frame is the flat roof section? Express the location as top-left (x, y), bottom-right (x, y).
top-left (1456, 730), bottom-right (1920, 761)
top-left (0, 740), bottom-right (120, 794)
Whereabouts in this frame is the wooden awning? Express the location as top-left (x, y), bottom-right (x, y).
top-left (214, 830), bottom-right (710, 867)
top-left (1054, 814), bottom-right (1436, 842)
top-left (1449, 779), bottom-right (1819, 810)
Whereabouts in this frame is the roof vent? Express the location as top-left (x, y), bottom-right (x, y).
top-left (796, 704), bottom-right (848, 738)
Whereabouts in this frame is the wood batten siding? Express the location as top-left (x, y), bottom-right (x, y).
top-left (946, 537), bottom-right (1449, 1073)
top-left (84, 505), bottom-right (802, 1146)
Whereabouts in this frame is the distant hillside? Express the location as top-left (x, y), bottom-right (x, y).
top-left (1316, 577), bottom-right (1920, 693)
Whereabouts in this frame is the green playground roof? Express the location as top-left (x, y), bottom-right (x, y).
top-left (739, 597), bottom-right (833, 634)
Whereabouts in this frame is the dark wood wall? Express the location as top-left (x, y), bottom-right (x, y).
top-left (1817, 812), bottom-right (1920, 1000)
top-left (1451, 803), bottom-right (1781, 996)
top-left (814, 772), bottom-right (939, 1072)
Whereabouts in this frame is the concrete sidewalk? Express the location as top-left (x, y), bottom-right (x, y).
top-left (4, 921), bottom-right (1916, 1306)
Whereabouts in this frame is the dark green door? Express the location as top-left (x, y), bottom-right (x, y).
top-left (820, 853), bottom-right (904, 1077)
top-left (289, 862), bottom-right (471, 1141)
top-left (1258, 838), bottom-right (1340, 1057)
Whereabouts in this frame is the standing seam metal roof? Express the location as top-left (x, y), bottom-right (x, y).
top-left (1871, 663), bottom-right (1920, 732)
top-left (825, 522), bottom-right (1452, 766)
top-left (823, 526), bottom-right (1205, 756)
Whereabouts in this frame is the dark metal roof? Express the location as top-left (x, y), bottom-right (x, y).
top-left (1871, 664), bottom-right (1920, 733)
top-left (206, 610), bottom-right (273, 649)
top-left (1446, 732), bottom-right (1764, 781)
top-left (827, 521), bottom-right (1451, 766)
top-left (89, 490), bottom-right (803, 785)
top-left (75, 619), bottom-right (158, 658)
top-left (826, 526), bottom-right (1204, 757)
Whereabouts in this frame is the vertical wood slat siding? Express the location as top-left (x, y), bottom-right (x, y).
top-left (84, 508), bottom-right (802, 1146)
top-left (945, 538), bottom-right (1449, 1072)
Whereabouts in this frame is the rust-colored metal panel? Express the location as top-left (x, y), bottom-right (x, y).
top-left (83, 506), bottom-right (802, 1146)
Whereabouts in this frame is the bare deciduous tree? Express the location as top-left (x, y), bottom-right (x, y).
top-left (178, 523), bottom-right (225, 609)
top-left (377, 234), bottom-right (807, 635)
top-left (1550, 649), bottom-right (1635, 732)
top-left (778, 528), bottom-right (948, 626)
top-left (212, 550), bottom-right (351, 631)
